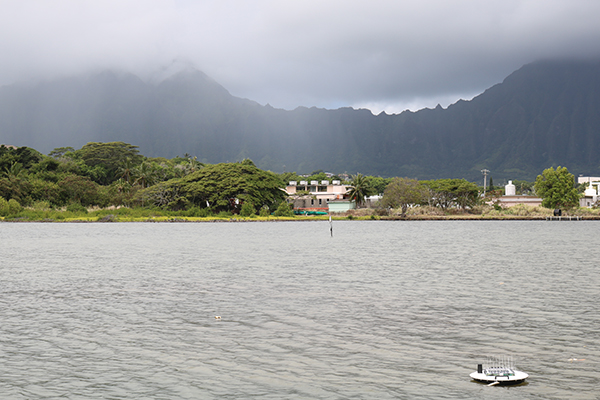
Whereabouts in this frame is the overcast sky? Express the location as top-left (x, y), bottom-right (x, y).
top-left (2, 0), bottom-right (600, 113)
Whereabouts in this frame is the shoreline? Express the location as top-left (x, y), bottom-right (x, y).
top-left (2, 215), bottom-right (599, 222)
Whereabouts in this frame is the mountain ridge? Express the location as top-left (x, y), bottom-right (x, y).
top-left (1, 59), bottom-right (600, 181)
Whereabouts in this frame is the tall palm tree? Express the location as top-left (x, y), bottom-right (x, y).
top-left (117, 158), bottom-right (136, 184)
top-left (346, 173), bottom-right (374, 208)
top-left (133, 161), bottom-right (158, 188)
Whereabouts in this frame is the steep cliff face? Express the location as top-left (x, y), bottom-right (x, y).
top-left (1, 59), bottom-right (599, 180)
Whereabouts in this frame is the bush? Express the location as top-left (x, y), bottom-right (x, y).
top-left (186, 206), bottom-right (210, 217)
top-left (259, 206), bottom-right (270, 217)
top-left (240, 201), bottom-right (256, 217)
top-left (374, 207), bottom-right (389, 216)
top-left (97, 214), bottom-right (117, 222)
top-left (66, 202), bottom-right (88, 214)
top-left (32, 201), bottom-right (52, 211)
top-left (0, 196), bottom-right (8, 216)
top-left (272, 202), bottom-right (294, 217)
top-left (7, 199), bottom-right (23, 215)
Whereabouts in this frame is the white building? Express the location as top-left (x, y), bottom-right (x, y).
top-left (578, 176), bottom-right (600, 207)
top-left (496, 180), bottom-right (543, 207)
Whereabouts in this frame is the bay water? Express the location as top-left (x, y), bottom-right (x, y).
top-left (1, 221), bottom-right (598, 399)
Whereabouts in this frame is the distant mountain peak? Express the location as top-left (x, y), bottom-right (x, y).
top-left (1, 59), bottom-right (600, 180)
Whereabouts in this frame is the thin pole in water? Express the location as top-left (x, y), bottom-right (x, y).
top-left (329, 215), bottom-right (333, 237)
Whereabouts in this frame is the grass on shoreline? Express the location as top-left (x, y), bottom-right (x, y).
top-left (2, 204), bottom-right (600, 222)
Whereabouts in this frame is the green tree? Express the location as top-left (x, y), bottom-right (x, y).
top-left (58, 175), bottom-right (99, 206)
top-left (279, 171), bottom-right (302, 184)
top-left (534, 166), bottom-right (580, 209)
top-left (381, 177), bottom-right (428, 216)
top-left (367, 176), bottom-right (393, 195)
top-left (28, 178), bottom-right (62, 205)
top-left (513, 180), bottom-right (535, 195)
top-left (133, 161), bottom-right (158, 188)
top-left (49, 147), bottom-right (75, 158)
top-left (117, 157), bottom-right (137, 184)
top-left (137, 160), bottom-right (287, 213)
top-left (0, 162), bottom-right (31, 203)
top-left (75, 142), bottom-right (143, 184)
top-left (346, 173), bottom-right (374, 207)
top-left (0, 146), bottom-right (42, 171)
top-left (423, 179), bottom-right (480, 210)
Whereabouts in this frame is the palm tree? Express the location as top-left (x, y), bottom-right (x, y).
top-left (133, 161), bottom-right (158, 188)
top-left (185, 156), bottom-right (204, 174)
top-left (117, 158), bottom-right (136, 184)
top-left (2, 162), bottom-right (27, 201)
top-left (346, 173), bottom-right (374, 208)
top-left (3, 162), bottom-right (25, 180)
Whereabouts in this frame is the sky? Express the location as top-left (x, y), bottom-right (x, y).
top-left (2, 0), bottom-right (600, 114)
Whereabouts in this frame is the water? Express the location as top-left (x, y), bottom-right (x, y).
top-left (0, 221), bottom-right (598, 399)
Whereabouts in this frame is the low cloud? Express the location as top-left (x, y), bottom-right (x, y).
top-left (2, 0), bottom-right (600, 112)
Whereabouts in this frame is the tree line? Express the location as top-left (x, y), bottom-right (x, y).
top-left (0, 141), bottom-right (582, 219)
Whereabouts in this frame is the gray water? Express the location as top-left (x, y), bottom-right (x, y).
top-left (0, 221), bottom-right (598, 399)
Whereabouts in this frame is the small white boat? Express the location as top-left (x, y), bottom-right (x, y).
top-left (470, 356), bottom-right (528, 386)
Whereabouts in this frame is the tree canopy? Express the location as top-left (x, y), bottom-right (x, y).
top-left (381, 177), bottom-right (428, 216)
top-left (534, 166), bottom-right (580, 209)
top-left (138, 160), bottom-right (287, 213)
top-left (422, 178), bottom-right (480, 210)
top-left (75, 142), bottom-right (144, 185)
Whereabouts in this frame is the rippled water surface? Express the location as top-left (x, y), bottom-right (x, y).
top-left (1, 221), bottom-right (599, 399)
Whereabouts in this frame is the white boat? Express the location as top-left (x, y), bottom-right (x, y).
top-left (470, 356), bottom-right (528, 386)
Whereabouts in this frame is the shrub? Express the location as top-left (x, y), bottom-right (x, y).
top-left (186, 206), bottom-right (210, 217)
top-left (259, 206), bottom-right (270, 217)
top-left (0, 196), bottom-right (8, 216)
top-left (32, 201), bottom-right (52, 211)
top-left (66, 203), bottom-right (88, 214)
top-left (7, 199), bottom-right (23, 215)
top-left (240, 201), bottom-right (256, 217)
top-left (374, 207), bottom-right (389, 216)
top-left (272, 202), bottom-right (294, 217)
top-left (97, 214), bottom-right (117, 222)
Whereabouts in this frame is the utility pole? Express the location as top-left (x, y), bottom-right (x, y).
top-left (481, 169), bottom-right (490, 195)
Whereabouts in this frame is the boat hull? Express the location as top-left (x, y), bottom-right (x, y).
top-left (470, 371), bottom-right (528, 385)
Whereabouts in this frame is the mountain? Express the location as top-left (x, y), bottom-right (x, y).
top-left (1, 59), bottom-right (600, 181)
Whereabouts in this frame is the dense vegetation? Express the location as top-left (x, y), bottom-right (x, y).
top-left (2, 142), bottom-right (592, 221)
top-left (0, 142), bottom-right (292, 219)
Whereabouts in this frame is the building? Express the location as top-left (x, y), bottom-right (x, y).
top-left (285, 180), bottom-right (352, 212)
top-left (327, 200), bottom-right (356, 213)
top-left (496, 181), bottom-right (543, 207)
top-left (578, 176), bottom-right (600, 207)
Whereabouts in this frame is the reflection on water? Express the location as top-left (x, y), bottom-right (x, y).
top-left (0, 221), bottom-right (598, 399)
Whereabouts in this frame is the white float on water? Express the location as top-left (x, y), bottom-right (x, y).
top-left (470, 356), bottom-right (528, 386)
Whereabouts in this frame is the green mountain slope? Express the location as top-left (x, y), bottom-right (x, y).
top-left (1, 59), bottom-right (599, 180)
